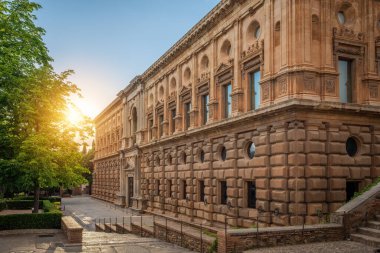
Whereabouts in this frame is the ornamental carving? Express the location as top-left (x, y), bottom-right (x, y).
top-left (197, 72), bottom-right (210, 84)
top-left (333, 27), bottom-right (364, 41)
top-left (369, 85), bottom-right (379, 98)
top-left (326, 80), bottom-right (335, 94)
top-left (262, 84), bottom-right (269, 100)
top-left (278, 78), bottom-right (287, 95)
top-left (304, 75), bottom-right (315, 92)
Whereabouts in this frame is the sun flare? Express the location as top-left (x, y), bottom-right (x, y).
top-left (66, 105), bottom-right (83, 125)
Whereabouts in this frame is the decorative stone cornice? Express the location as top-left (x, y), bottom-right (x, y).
top-left (140, 0), bottom-right (241, 82)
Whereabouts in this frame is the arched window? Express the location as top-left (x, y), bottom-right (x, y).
top-left (312, 15), bottom-right (320, 41)
top-left (132, 107), bottom-right (137, 134)
top-left (200, 55), bottom-right (209, 70)
top-left (247, 20), bottom-right (261, 43)
top-left (221, 40), bottom-right (232, 60)
top-left (274, 21), bottom-right (280, 47)
top-left (184, 67), bottom-right (191, 84)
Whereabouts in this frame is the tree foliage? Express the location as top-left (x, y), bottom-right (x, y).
top-left (0, 0), bottom-right (92, 209)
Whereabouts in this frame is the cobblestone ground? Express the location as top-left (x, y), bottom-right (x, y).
top-left (244, 241), bottom-right (377, 253)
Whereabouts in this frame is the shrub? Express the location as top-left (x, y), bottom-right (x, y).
top-left (0, 212), bottom-right (62, 230)
top-left (208, 238), bottom-right (218, 253)
top-left (0, 200), bottom-right (6, 211)
top-left (13, 196), bottom-right (61, 203)
top-left (42, 200), bottom-right (55, 213)
top-left (5, 200), bottom-right (42, 210)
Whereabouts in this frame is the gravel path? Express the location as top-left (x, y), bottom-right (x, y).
top-left (244, 240), bottom-right (377, 253)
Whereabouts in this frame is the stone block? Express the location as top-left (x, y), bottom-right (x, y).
top-left (271, 166), bottom-right (287, 177)
top-left (288, 129), bottom-right (306, 141)
top-left (307, 178), bottom-right (327, 190)
top-left (227, 178), bottom-right (236, 187)
top-left (256, 189), bottom-right (270, 200)
top-left (329, 166), bottom-right (349, 177)
top-left (289, 142), bottom-right (304, 153)
top-left (270, 202), bottom-right (288, 214)
top-left (288, 203), bottom-right (307, 215)
top-left (305, 166), bottom-right (326, 177)
top-left (255, 178), bottom-right (268, 188)
top-left (305, 191), bottom-right (326, 202)
top-left (271, 190), bottom-right (289, 202)
top-left (270, 132), bottom-right (286, 143)
top-left (307, 203), bottom-right (327, 215)
top-left (288, 179), bottom-right (306, 190)
top-left (256, 200), bottom-right (269, 211)
top-left (329, 202), bottom-right (344, 212)
top-left (253, 167), bottom-right (268, 177)
top-left (327, 190), bottom-right (346, 202)
top-left (255, 145), bottom-right (269, 156)
top-left (289, 191), bottom-right (305, 203)
top-left (289, 166), bottom-right (305, 177)
top-left (305, 141), bottom-right (325, 153)
top-left (307, 154), bottom-right (327, 165)
top-left (227, 188), bottom-right (238, 198)
top-left (271, 142), bottom-right (287, 154)
top-left (329, 178), bottom-right (346, 190)
top-left (270, 179), bottom-right (287, 189)
top-left (288, 154), bottom-right (306, 165)
top-left (329, 142), bottom-right (346, 154)
top-left (270, 154), bottom-right (286, 166)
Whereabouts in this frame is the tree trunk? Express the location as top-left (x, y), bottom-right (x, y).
top-left (33, 185), bottom-right (40, 213)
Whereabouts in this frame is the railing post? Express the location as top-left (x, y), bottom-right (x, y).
top-left (109, 217), bottom-right (111, 232)
top-left (153, 215), bottom-right (156, 238)
top-left (302, 214), bottom-right (305, 239)
top-left (225, 216), bottom-right (227, 253)
top-left (200, 223), bottom-right (203, 253)
top-left (180, 219), bottom-right (183, 247)
top-left (123, 216), bottom-right (125, 234)
top-left (141, 215), bottom-right (143, 237)
top-left (165, 217), bottom-right (168, 242)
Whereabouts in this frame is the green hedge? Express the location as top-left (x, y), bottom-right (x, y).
top-left (0, 212), bottom-right (62, 230)
top-left (5, 200), bottom-right (43, 210)
top-left (13, 196), bottom-right (61, 203)
top-left (0, 200), bottom-right (6, 211)
top-left (42, 200), bottom-right (55, 213)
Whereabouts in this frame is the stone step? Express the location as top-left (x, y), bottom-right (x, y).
top-left (351, 233), bottom-right (380, 248)
top-left (368, 221), bottom-right (380, 230)
top-left (358, 227), bottom-right (380, 237)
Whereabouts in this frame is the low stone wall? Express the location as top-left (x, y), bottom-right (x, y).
top-left (61, 216), bottom-right (83, 243)
top-left (331, 182), bottom-right (380, 233)
top-left (131, 222), bottom-right (154, 237)
top-left (217, 223), bottom-right (344, 253)
top-left (154, 222), bottom-right (213, 253)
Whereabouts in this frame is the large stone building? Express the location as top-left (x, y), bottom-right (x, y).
top-left (92, 0), bottom-right (380, 227)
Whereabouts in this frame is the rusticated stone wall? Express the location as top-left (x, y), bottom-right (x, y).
top-left (217, 223), bottom-right (344, 253)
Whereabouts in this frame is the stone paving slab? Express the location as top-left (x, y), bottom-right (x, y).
top-left (244, 240), bottom-right (377, 253)
top-left (1, 231), bottom-right (196, 253)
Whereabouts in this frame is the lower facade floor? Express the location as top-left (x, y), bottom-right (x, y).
top-left (92, 103), bottom-right (380, 227)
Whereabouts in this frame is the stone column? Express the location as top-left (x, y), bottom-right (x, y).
top-left (190, 54), bottom-right (199, 129)
top-left (208, 38), bottom-right (218, 122)
top-left (231, 20), bottom-right (244, 116)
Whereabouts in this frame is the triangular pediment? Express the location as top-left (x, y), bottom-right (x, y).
top-left (216, 62), bottom-right (232, 75)
top-left (179, 85), bottom-right (190, 95)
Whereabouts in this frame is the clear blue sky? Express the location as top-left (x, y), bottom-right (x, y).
top-left (34, 0), bottom-right (219, 118)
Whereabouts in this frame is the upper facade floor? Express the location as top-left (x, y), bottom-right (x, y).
top-left (95, 0), bottom-right (380, 156)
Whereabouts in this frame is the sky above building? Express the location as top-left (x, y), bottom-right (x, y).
top-left (34, 0), bottom-right (219, 118)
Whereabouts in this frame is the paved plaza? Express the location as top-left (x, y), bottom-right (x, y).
top-left (2, 196), bottom-right (375, 253)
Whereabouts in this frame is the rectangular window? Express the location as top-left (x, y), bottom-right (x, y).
top-left (185, 102), bottom-right (191, 130)
top-left (155, 179), bottom-right (160, 196)
top-left (149, 119), bottom-right (153, 140)
top-left (158, 115), bottom-right (164, 137)
top-left (220, 181), bottom-right (227, 205)
top-left (249, 70), bottom-right (261, 110)
top-left (339, 59), bottom-right (353, 103)
top-left (199, 180), bottom-right (205, 202)
top-left (167, 179), bottom-right (172, 198)
top-left (224, 84), bottom-right (232, 118)
top-left (180, 179), bottom-right (187, 199)
top-left (202, 94), bottom-right (209, 125)
top-left (247, 181), bottom-right (256, 208)
top-left (171, 109), bottom-right (176, 134)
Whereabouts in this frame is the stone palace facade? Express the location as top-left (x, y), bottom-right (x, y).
top-left (92, 0), bottom-right (380, 227)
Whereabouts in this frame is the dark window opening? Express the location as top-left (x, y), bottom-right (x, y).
top-left (158, 114), bottom-right (164, 137)
top-left (339, 59), bottom-right (353, 103)
top-left (249, 70), bottom-right (261, 110)
top-left (220, 146), bottom-right (227, 161)
top-left (224, 84), bottom-right (232, 118)
top-left (171, 109), bottom-right (176, 134)
top-left (247, 181), bottom-right (256, 208)
top-left (202, 94), bottom-right (209, 125)
top-left (346, 181), bottom-right (359, 201)
top-left (346, 137), bottom-right (358, 157)
top-left (220, 181), bottom-right (227, 205)
top-left (185, 102), bottom-right (191, 130)
top-left (199, 180), bottom-right (205, 202)
top-left (181, 180), bottom-right (187, 200)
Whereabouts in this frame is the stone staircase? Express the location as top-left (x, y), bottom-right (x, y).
top-left (351, 214), bottom-right (380, 248)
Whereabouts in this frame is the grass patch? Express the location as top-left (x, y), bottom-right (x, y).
top-left (350, 177), bottom-right (380, 201)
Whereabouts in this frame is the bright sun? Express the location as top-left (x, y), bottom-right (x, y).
top-left (66, 104), bottom-right (83, 125)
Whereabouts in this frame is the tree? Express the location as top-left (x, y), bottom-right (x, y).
top-left (0, 0), bottom-right (93, 211)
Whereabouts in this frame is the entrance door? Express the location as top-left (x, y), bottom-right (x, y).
top-left (247, 181), bottom-right (256, 208)
top-left (346, 181), bottom-right (359, 201)
top-left (128, 177), bottom-right (134, 207)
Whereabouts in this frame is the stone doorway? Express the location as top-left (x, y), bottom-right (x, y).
top-left (128, 177), bottom-right (134, 207)
top-left (346, 181), bottom-right (359, 201)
